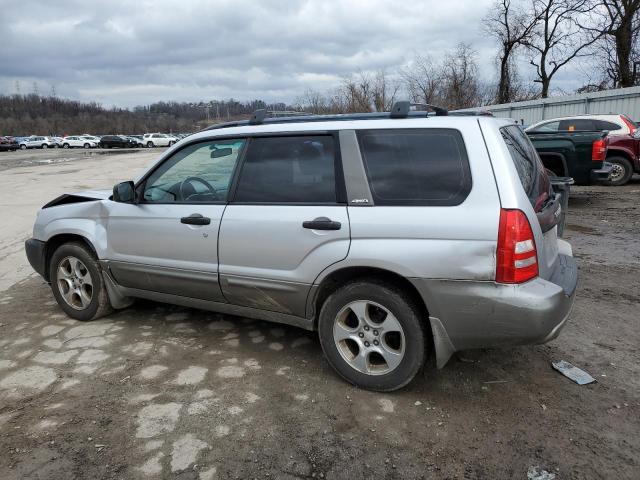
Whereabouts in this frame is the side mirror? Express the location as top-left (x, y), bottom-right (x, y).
top-left (113, 181), bottom-right (136, 203)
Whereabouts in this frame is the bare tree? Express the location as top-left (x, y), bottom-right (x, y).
top-left (484, 0), bottom-right (539, 103)
top-left (590, 1), bottom-right (640, 87)
top-left (524, 0), bottom-right (602, 97)
top-left (440, 43), bottom-right (483, 109)
top-left (401, 55), bottom-right (442, 105)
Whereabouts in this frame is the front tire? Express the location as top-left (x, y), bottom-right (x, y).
top-left (605, 156), bottom-right (633, 186)
top-left (62, 143), bottom-right (70, 149)
top-left (83, 143), bottom-right (90, 149)
top-left (146, 141), bottom-right (154, 148)
top-left (49, 242), bottom-right (112, 321)
top-left (318, 280), bottom-right (426, 391)
top-left (20, 144), bottom-right (26, 150)
top-left (42, 144), bottom-right (48, 149)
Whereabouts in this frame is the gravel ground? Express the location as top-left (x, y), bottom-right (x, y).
top-left (0, 151), bottom-right (638, 479)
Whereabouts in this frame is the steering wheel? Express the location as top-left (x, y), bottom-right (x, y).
top-left (179, 176), bottom-right (218, 201)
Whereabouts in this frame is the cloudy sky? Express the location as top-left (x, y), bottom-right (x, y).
top-left (0, 0), bottom-right (582, 108)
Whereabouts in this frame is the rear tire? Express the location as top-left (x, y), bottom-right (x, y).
top-left (42, 144), bottom-right (48, 149)
top-left (63, 143), bottom-right (69, 149)
top-left (83, 143), bottom-right (90, 149)
top-left (318, 279), bottom-right (426, 391)
top-left (49, 242), bottom-right (112, 322)
top-left (605, 156), bottom-right (633, 186)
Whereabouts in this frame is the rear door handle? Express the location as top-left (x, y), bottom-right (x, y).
top-left (181, 213), bottom-right (211, 225)
top-left (302, 217), bottom-right (341, 230)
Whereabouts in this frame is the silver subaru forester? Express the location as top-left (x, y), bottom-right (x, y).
top-left (25, 104), bottom-right (578, 391)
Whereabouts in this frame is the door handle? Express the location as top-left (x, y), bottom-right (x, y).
top-left (302, 217), bottom-right (341, 230)
top-left (181, 213), bottom-right (211, 225)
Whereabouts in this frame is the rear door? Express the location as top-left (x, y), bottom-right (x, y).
top-left (500, 125), bottom-right (560, 275)
top-left (218, 133), bottom-right (350, 317)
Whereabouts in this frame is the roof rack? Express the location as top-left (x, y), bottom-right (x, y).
top-left (390, 101), bottom-right (448, 118)
top-left (202, 100), bottom-right (449, 131)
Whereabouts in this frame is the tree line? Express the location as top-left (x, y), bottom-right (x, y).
top-left (1, 0), bottom-right (638, 135)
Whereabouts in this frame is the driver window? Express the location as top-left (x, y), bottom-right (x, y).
top-left (143, 139), bottom-right (245, 203)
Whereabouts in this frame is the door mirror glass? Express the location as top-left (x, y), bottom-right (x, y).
top-left (113, 181), bottom-right (136, 203)
top-left (210, 147), bottom-right (232, 158)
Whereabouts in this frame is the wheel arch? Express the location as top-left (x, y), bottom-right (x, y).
top-left (43, 233), bottom-right (98, 282)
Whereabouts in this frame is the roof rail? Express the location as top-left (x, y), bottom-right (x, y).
top-left (391, 101), bottom-right (448, 117)
top-left (249, 109), bottom-right (314, 125)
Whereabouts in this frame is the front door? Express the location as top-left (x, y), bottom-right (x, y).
top-left (105, 138), bottom-right (245, 302)
top-left (219, 134), bottom-right (350, 317)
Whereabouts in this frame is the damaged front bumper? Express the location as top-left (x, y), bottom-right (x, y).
top-left (25, 238), bottom-right (47, 280)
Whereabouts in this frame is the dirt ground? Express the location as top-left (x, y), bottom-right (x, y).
top-left (0, 150), bottom-right (638, 479)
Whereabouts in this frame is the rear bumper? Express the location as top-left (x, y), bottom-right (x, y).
top-left (591, 161), bottom-right (613, 183)
top-left (411, 253), bottom-right (578, 367)
top-left (25, 238), bottom-right (47, 280)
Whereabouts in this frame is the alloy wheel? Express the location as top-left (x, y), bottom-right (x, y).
top-left (56, 256), bottom-right (93, 310)
top-left (333, 300), bottom-right (405, 375)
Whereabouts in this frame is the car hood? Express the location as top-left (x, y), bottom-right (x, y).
top-left (42, 188), bottom-right (112, 209)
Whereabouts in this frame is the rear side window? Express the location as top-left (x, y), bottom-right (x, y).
top-left (234, 135), bottom-right (337, 203)
top-left (594, 120), bottom-right (621, 131)
top-left (558, 119), bottom-right (596, 131)
top-left (356, 129), bottom-right (471, 206)
top-left (501, 125), bottom-right (551, 210)
top-left (534, 121), bottom-right (560, 132)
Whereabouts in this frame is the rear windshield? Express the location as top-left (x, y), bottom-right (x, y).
top-left (356, 128), bottom-right (471, 206)
top-left (501, 125), bottom-right (551, 211)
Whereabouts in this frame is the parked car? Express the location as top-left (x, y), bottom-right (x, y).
top-left (527, 130), bottom-right (613, 185)
top-left (143, 133), bottom-right (178, 147)
top-left (599, 133), bottom-right (640, 186)
top-left (81, 135), bottom-right (102, 144)
top-left (25, 105), bottom-right (577, 391)
top-left (0, 136), bottom-right (19, 151)
top-left (526, 114), bottom-right (637, 137)
top-left (123, 135), bottom-right (144, 147)
top-left (19, 136), bottom-right (58, 149)
top-left (60, 136), bottom-right (98, 149)
top-left (99, 135), bottom-right (137, 148)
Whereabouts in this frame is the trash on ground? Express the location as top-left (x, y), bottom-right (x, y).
top-left (527, 466), bottom-right (556, 480)
top-left (552, 360), bottom-right (595, 385)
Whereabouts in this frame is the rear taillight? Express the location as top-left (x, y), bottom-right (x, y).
top-left (621, 115), bottom-right (636, 135)
top-left (496, 209), bottom-right (538, 284)
top-left (591, 138), bottom-right (607, 162)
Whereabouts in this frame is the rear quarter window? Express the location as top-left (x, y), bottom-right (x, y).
top-left (356, 129), bottom-right (471, 206)
top-left (501, 125), bottom-right (551, 210)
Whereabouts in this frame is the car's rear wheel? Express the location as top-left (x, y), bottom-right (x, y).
top-left (83, 143), bottom-right (90, 149)
top-left (168, 141), bottom-right (175, 146)
top-left (318, 280), bottom-right (426, 391)
top-left (63, 143), bottom-right (70, 148)
top-left (49, 242), bottom-right (112, 321)
top-left (42, 144), bottom-right (48, 149)
top-left (605, 156), bottom-right (633, 186)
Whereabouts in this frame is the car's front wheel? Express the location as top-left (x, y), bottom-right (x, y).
top-left (49, 242), bottom-right (112, 321)
top-left (20, 144), bottom-right (26, 150)
top-left (62, 143), bottom-right (70, 149)
top-left (83, 143), bottom-right (90, 149)
top-left (318, 280), bottom-right (426, 391)
top-left (146, 141), bottom-right (154, 148)
top-left (42, 144), bottom-right (48, 149)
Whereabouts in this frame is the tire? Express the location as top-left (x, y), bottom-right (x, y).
top-left (62, 143), bottom-right (69, 149)
top-left (20, 144), bottom-right (26, 150)
top-left (83, 143), bottom-right (90, 149)
top-left (318, 279), bottom-right (426, 391)
top-left (168, 141), bottom-right (175, 146)
top-left (146, 141), bottom-right (154, 148)
top-left (42, 144), bottom-right (48, 149)
top-left (605, 156), bottom-right (633, 186)
top-left (49, 242), bottom-right (112, 322)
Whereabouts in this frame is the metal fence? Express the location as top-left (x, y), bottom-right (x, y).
top-left (456, 86), bottom-right (640, 125)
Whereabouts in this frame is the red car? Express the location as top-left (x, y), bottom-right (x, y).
top-left (606, 134), bottom-right (640, 185)
top-left (0, 136), bottom-right (19, 152)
